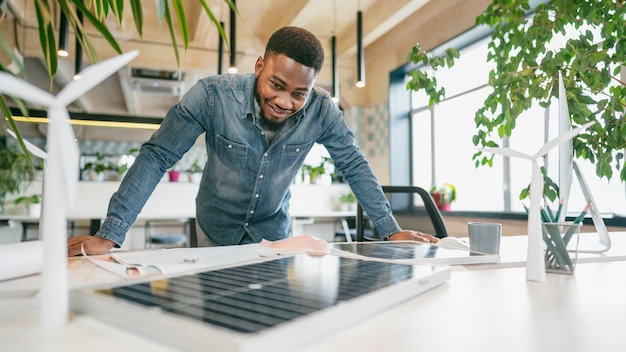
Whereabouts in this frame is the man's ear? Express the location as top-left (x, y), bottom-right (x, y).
top-left (254, 56), bottom-right (264, 76)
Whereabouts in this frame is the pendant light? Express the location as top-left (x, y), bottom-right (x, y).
top-left (331, 35), bottom-right (339, 102)
top-left (331, 0), bottom-right (339, 103)
top-left (227, 0), bottom-right (238, 73)
top-left (218, 21), bottom-right (224, 74)
top-left (73, 5), bottom-right (83, 80)
top-left (57, 11), bottom-right (69, 57)
top-left (355, 9), bottom-right (365, 88)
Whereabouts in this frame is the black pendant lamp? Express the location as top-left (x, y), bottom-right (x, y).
top-left (331, 35), bottom-right (339, 102)
top-left (218, 21), bottom-right (224, 74)
top-left (355, 10), bottom-right (365, 88)
top-left (74, 5), bottom-right (83, 79)
top-left (228, 0), bottom-right (238, 73)
top-left (57, 11), bottom-right (69, 57)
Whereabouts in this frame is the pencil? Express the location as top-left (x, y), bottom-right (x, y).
top-left (573, 202), bottom-right (591, 224)
top-left (554, 199), bottom-right (564, 222)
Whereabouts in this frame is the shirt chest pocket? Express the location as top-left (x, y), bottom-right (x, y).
top-left (216, 134), bottom-right (248, 171)
top-left (279, 142), bottom-right (313, 173)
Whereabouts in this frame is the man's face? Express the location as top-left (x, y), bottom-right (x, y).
top-left (254, 53), bottom-right (317, 131)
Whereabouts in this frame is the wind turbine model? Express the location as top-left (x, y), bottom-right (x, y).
top-left (0, 50), bottom-right (139, 327)
top-left (479, 106), bottom-right (595, 282)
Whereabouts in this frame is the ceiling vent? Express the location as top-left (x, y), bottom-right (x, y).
top-left (130, 68), bottom-right (184, 95)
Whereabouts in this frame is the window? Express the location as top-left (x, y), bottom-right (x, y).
top-left (409, 38), bottom-right (625, 216)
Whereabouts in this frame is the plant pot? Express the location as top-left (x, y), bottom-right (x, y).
top-left (28, 203), bottom-right (41, 218)
top-left (168, 170), bottom-right (181, 182)
top-left (431, 192), bottom-right (451, 211)
top-left (188, 172), bottom-right (202, 183)
top-left (340, 202), bottom-right (357, 212)
top-left (88, 170), bottom-right (105, 182)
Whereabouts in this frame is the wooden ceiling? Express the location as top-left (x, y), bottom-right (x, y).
top-left (1, 0), bottom-right (487, 118)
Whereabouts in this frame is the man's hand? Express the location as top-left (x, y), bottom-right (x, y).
top-left (68, 236), bottom-right (115, 257)
top-left (387, 230), bottom-right (439, 243)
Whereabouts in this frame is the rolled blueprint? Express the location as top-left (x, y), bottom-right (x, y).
top-left (0, 240), bottom-right (43, 281)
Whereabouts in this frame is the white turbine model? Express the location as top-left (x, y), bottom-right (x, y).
top-left (0, 50), bottom-right (139, 327)
top-left (480, 115), bottom-right (594, 281)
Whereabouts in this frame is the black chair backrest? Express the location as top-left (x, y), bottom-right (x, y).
top-left (356, 185), bottom-right (448, 241)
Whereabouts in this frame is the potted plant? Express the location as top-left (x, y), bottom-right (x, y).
top-left (430, 183), bottom-right (456, 211)
top-left (338, 192), bottom-right (357, 211)
top-left (186, 159), bottom-right (204, 183)
top-left (14, 193), bottom-right (41, 217)
top-left (168, 163), bottom-right (181, 182)
top-left (301, 157), bottom-right (334, 184)
top-left (84, 153), bottom-right (109, 181)
top-left (0, 147), bottom-right (34, 213)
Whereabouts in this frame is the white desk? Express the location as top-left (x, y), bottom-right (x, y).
top-left (1, 233), bottom-right (626, 352)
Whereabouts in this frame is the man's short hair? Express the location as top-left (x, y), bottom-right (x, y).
top-left (264, 26), bottom-right (324, 73)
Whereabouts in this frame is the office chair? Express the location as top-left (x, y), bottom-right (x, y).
top-left (355, 185), bottom-right (448, 242)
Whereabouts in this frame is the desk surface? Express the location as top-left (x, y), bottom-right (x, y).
top-left (1, 233), bottom-right (626, 352)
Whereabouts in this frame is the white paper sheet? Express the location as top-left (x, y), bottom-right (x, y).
top-left (100, 244), bottom-right (301, 278)
top-left (0, 241), bottom-right (43, 281)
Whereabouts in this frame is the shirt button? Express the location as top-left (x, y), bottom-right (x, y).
top-left (228, 144), bottom-right (233, 149)
top-left (255, 194), bottom-right (260, 198)
top-left (245, 223), bottom-right (249, 226)
top-left (296, 148), bottom-right (300, 152)
top-left (250, 210), bottom-right (254, 214)
top-left (264, 152), bottom-right (268, 157)
top-left (260, 131), bottom-right (265, 135)
top-left (259, 175), bottom-right (264, 179)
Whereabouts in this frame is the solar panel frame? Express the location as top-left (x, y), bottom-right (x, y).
top-left (71, 252), bottom-right (449, 352)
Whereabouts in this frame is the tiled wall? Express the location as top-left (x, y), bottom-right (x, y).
top-left (346, 102), bottom-right (391, 184)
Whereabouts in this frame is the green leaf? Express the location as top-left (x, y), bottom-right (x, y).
top-left (71, 0), bottom-right (123, 56)
top-left (0, 36), bottom-right (24, 76)
top-left (162, 1), bottom-right (180, 67)
top-left (107, 0), bottom-right (124, 27)
top-left (130, 0), bottom-right (143, 37)
top-left (198, 1), bottom-right (228, 47)
top-left (34, 0), bottom-right (57, 81)
top-left (172, 0), bottom-right (189, 51)
top-left (0, 98), bottom-right (33, 166)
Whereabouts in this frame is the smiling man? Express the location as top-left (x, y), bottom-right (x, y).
top-left (68, 26), bottom-right (437, 256)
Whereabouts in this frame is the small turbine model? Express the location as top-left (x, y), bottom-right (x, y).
top-left (0, 50), bottom-right (139, 327)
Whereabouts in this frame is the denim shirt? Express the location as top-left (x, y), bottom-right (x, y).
top-left (96, 73), bottom-right (401, 246)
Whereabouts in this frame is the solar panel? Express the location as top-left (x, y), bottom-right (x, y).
top-left (330, 241), bottom-right (500, 265)
top-left (71, 252), bottom-right (449, 352)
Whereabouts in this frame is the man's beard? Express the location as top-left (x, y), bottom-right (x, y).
top-left (254, 83), bottom-right (285, 132)
top-left (259, 114), bottom-right (285, 132)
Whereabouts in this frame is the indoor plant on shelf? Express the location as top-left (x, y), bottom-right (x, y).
top-left (430, 183), bottom-right (456, 211)
top-left (301, 157), bottom-right (334, 185)
top-left (186, 159), bottom-right (204, 183)
top-left (0, 146), bottom-right (34, 213)
top-left (338, 192), bottom-right (357, 212)
top-left (13, 193), bottom-right (41, 217)
top-left (83, 153), bottom-right (109, 181)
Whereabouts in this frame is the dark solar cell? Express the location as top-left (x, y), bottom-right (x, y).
top-left (104, 255), bottom-right (420, 333)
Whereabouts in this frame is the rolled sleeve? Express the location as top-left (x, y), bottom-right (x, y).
top-left (372, 214), bottom-right (402, 238)
top-left (95, 216), bottom-right (132, 248)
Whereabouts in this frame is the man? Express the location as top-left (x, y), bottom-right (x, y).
top-left (68, 26), bottom-right (437, 256)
